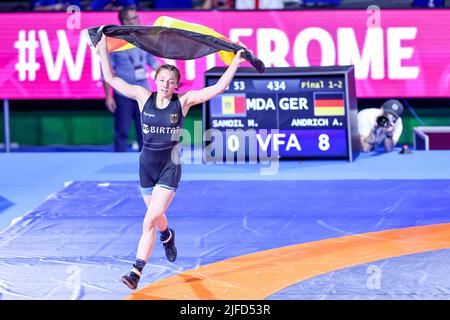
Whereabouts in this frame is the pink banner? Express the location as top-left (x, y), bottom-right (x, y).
top-left (0, 10), bottom-right (449, 99)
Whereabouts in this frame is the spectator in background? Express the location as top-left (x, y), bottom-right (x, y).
top-left (284, 0), bottom-right (302, 9)
top-left (194, 0), bottom-right (234, 9)
top-left (235, 0), bottom-right (283, 9)
top-left (152, 0), bottom-right (192, 8)
top-left (358, 99), bottom-right (404, 153)
top-left (90, 0), bottom-right (138, 10)
top-left (32, 0), bottom-right (80, 11)
top-left (103, 8), bottom-right (160, 152)
top-left (302, 0), bottom-right (340, 7)
top-left (412, 0), bottom-right (444, 7)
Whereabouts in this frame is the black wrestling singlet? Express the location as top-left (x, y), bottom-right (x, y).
top-left (138, 93), bottom-right (184, 190)
top-left (141, 93), bottom-right (183, 151)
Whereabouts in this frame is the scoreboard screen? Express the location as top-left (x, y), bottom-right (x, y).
top-left (203, 66), bottom-right (359, 162)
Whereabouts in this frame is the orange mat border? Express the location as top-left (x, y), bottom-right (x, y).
top-left (126, 223), bottom-right (450, 300)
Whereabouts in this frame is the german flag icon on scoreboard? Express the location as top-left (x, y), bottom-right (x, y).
top-left (210, 94), bottom-right (247, 117)
top-left (314, 93), bottom-right (345, 116)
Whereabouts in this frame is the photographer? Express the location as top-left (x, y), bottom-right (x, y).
top-left (358, 99), bottom-right (404, 153)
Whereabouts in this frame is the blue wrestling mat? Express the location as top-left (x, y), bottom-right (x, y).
top-left (0, 195), bottom-right (14, 214)
top-left (0, 179), bottom-right (449, 299)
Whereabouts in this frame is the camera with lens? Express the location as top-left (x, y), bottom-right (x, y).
top-left (376, 115), bottom-right (389, 128)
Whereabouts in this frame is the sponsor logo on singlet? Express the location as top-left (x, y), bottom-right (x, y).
top-left (142, 125), bottom-right (180, 135)
top-left (143, 112), bottom-right (155, 118)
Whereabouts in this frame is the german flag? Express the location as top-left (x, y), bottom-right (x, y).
top-left (84, 16), bottom-right (264, 73)
top-left (210, 94), bottom-right (246, 117)
top-left (314, 93), bottom-right (345, 116)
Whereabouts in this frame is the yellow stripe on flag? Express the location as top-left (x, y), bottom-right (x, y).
top-left (154, 16), bottom-right (225, 38)
top-left (113, 43), bottom-right (136, 52)
top-left (222, 96), bottom-right (235, 114)
top-left (153, 16), bottom-right (235, 65)
top-left (314, 107), bottom-right (345, 116)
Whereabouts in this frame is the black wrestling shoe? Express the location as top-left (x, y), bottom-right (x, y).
top-left (161, 228), bottom-right (177, 262)
top-left (121, 268), bottom-right (141, 290)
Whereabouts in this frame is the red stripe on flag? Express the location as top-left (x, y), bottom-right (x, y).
top-left (234, 96), bottom-right (246, 114)
top-left (107, 38), bottom-right (130, 53)
top-left (314, 99), bottom-right (344, 107)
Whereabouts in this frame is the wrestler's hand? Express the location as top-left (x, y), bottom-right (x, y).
top-left (232, 49), bottom-right (247, 65)
top-left (95, 33), bottom-right (107, 56)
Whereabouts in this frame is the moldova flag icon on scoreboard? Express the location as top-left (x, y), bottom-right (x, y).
top-left (210, 94), bottom-right (246, 117)
top-left (313, 93), bottom-right (345, 116)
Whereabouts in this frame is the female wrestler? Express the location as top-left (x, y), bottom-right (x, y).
top-left (96, 33), bottom-right (246, 289)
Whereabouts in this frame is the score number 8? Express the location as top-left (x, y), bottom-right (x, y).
top-left (318, 134), bottom-right (330, 151)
